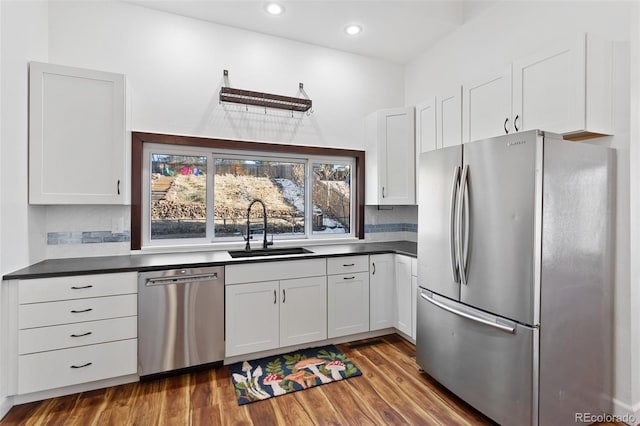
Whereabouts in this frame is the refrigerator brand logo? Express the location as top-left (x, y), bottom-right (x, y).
top-left (507, 140), bottom-right (526, 147)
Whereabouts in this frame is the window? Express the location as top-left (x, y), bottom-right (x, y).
top-left (134, 133), bottom-right (364, 250)
top-left (214, 157), bottom-right (306, 239)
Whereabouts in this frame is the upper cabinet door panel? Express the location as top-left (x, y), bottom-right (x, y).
top-left (437, 87), bottom-right (462, 149)
top-left (365, 107), bottom-right (415, 205)
top-left (415, 98), bottom-right (437, 154)
top-left (513, 35), bottom-right (585, 135)
top-left (512, 32), bottom-right (613, 140)
top-left (463, 67), bottom-right (512, 143)
top-left (29, 62), bottom-right (127, 204)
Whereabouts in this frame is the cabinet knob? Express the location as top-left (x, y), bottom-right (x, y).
top-left (70, 331), bottom-right (93, 338)
top-left (504, 118), bottom-right (509, 134)
top-left (382, 187), bottom-right (386, 198)
top-left (70, 308), bottom-right (93, 314)
top-left (514, 115), bottom-right (520, 132)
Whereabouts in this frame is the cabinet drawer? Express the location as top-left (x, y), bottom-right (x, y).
top-left (19, 316), bottom-right (137, 355)
top-left (226, 259), bottom-right (326, 285)
top-left (19, 272), bottom-right (137, 304)
top-left (19, 294), bottom-right (137, 329)
top-left (18, 339), bottom-right (137, 395)
top-left (327, 256), bottom-right (369, 275)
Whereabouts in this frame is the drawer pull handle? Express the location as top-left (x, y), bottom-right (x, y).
top-left (70, 308), bottom-right (93, 314)
top-left (70, 332), bottom-right (93, 338)
top-left (70, 285), bottom-right (93, 290)
top-left (344, 276), bottom-right (356, 280)
top-left (342, 263), bottom-right (355, 267)
top-left (70, 362), bottom-right (93, 369)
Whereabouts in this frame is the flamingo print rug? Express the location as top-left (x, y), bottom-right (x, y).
top-left (228, 344), bottom-right (362, 405)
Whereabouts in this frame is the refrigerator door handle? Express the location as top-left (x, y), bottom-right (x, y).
top-left (420, 291), bottom-right (516, 334)
top-left (457, 164), bottom-right (469, 286)
top-left (449, 166), bottom-right (461, 283)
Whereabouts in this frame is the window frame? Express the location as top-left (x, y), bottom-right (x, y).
top-left (131, 132), bottom-right (365, 250)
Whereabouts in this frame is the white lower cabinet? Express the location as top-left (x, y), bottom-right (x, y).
top-left (327, 272), bottom-right (370, 338)
top-left (18, 339), bottom-right (137, 395)
top-left (395, 255), bottom-right (412, 336)
top-left (225, 259), bottom-right (327, 357)
top-left (225, 280), bottom-right (280, 357)
top-left (10, 272), bottom-right (138, 396)
top-left (369, 254), bottom-right (395, 330)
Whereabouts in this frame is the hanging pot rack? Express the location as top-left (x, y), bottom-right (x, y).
top-left (219, 70), bottom-right (312, 113)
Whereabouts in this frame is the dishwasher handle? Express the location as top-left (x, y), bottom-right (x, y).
top-left (146, 273), bottom-right (220, 286)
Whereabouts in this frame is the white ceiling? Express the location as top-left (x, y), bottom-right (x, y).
top-left (126, 0), bottom-right (496, 64)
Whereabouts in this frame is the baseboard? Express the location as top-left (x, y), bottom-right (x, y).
top-left (612, 397), bottom-right (640, 424)
top-left (0, 396), bottom-right (14, 421)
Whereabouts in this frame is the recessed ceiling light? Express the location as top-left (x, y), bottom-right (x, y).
top-left (265, 3), bottom-right (284, 15)
top-left (344, 24), bottom-right (362, 36)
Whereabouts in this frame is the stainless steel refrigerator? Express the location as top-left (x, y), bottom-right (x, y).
top-left (416, 130), bottom-right (614, 425)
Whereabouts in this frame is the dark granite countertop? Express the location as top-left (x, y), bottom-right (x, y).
top-left (2, 241), bottom-right (417, 280)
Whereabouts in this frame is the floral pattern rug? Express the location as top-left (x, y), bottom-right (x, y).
top-left (229, 344), bottom-right (362, 405)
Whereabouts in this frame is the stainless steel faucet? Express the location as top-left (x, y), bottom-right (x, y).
top-left (245, 198), bottom-right (273, 252)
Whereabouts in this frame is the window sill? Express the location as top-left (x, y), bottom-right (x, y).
top-left (137, 236), bottom-right (361, 255)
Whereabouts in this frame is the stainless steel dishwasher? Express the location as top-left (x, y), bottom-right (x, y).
top-left (138, 266), bottom-right (224, 378)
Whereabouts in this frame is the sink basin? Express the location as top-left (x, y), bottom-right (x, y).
top-left (228, 247), bottom-right (314, 258)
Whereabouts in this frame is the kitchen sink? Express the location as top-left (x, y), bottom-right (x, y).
top-left (227, 247), bottom-right (314, 258)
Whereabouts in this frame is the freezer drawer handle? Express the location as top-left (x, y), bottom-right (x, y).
top-left (420, 292), bottom-right (515, 334)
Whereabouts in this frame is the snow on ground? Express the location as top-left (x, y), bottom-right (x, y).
top-left (275, 178), bottom-right (347, 234)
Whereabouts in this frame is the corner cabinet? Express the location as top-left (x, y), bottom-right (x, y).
top-left (364, 107), bottom-right (415, 205)
top-left (28, 62), bottom-right (128, 204)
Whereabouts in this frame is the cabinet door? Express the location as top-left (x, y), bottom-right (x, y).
top-left (437, 87), bottom-right (462, 149)
top-left (365, 107), bottom-right (415, 205)
top-left (415, 98), bottom-right (437, 194)
top-left (280, 277), bottom-right (327, 347)
top-left (395, 255), bottom-right (412, 336)
top-left (512, 34), bottom-right (585, 135)
top-left (380, 108), bottom-right (415, 205)
top-left (369, 254), bottom-right (395, 330)
top-left (416, 98), bottom-right (437, 154)
top-left (327, 272), bottom-right (370, 338)
top-left (225, 281), bottom-right (279, 357)
top-left (29, 62), bottom-right (127, 205)
top-left (411, 275), bottom-right (418, 340)
top-left (462, 67), bottom-right (512, 143)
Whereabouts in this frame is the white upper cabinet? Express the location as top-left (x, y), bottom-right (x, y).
top-left (436, 87), bottom-right (462, 149)
top-left (415, 97), bottom-right (437, 154)
top-left (29, 62), bottom-right (128, 204)
top-left (365, 107), bottom-right (415, 205)
top-left (462, 67), bottom-right (513, 143)
top-left (512, 33), bottom-right (612, 140)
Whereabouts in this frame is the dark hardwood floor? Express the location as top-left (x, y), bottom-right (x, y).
top-left (0, 334), bottom-right (616, 425)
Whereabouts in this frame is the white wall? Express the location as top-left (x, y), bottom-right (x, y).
top-left (405, 0), bottom-right (636, 416)
top-left (39, 0), bottom-right (405, 258)
top-left (0, 0), bottom-right (49, 416)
